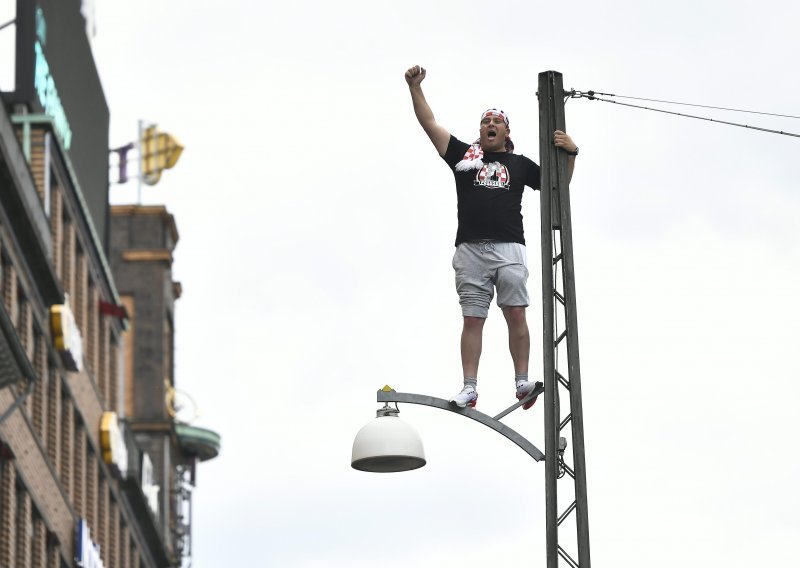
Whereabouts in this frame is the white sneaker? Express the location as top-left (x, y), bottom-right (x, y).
top-left (450, 385), bottom-right (478, 408)
top-left (516, 380), bottom-right (543, 410)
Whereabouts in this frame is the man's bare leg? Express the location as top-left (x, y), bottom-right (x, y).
top-left (502, 306), bottom-right (529, 374)
top-left (461, 316), bottom-right (486, 379)
top-left (503, 306), bottom-right (541, 409)
top-left (450, 316), bottom-right (486, 408)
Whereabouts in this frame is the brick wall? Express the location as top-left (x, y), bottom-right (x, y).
top-left (1, 128), bottom-right (183, 567)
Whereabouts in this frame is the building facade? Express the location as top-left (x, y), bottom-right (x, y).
top-left (0, 1), bottom-right (219, 567)
top-left (108, 205), bottom-right (220, 565)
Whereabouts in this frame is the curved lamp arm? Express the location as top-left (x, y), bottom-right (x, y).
top-left (376, 389), bottom-right (545, 462)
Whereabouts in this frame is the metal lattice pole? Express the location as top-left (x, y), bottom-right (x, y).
top-left (538, 70), bottom-right (591, 568)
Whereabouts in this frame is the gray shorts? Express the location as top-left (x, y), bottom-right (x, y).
top-left (452, 241), bottom-right (529, 318)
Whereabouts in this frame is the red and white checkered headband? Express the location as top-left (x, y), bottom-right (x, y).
top-left (481, 108), bottom-right (510, 128)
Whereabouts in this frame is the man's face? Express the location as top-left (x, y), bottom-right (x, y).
top-left (479, 114), bottom-right (509, 152)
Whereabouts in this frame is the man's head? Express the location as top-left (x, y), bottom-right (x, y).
top-left (479, 108), bottom-right (513, 153)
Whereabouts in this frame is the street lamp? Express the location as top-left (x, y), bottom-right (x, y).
top-left (351, 386), bottom-right (544, 473)
top-left (351, 402), bottom-right (425, 473)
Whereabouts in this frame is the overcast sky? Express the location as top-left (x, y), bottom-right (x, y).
top-left (85, 0), bottom-right (800, 566)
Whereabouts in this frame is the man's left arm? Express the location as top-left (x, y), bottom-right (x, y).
top-left (553, 130), bottom-right (578, 183)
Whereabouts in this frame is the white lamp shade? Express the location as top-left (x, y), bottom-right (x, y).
top-left (351, 414), bottom-right (426, 473)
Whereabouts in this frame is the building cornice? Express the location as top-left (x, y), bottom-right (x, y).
top-left (110, 205), bottom-right (180, 246)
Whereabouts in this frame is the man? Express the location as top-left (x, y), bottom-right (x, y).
top-left (405, 64), bottom-right (578, 409)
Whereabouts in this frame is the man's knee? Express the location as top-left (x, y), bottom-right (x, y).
top-left (503, 307), bottom-right (527, 328)
top-left (463, 316), bottom-right (486, 332)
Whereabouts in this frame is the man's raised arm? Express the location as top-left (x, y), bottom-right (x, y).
top-left (405, 65), bottom-right (450, 157)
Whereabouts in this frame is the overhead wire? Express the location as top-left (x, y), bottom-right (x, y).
top-left (568, 90), bottom-right (800, 138)
top-left (581, 91), bottom-right (800, 120)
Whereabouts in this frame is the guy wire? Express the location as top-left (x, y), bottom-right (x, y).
top-left (570, 91), bottom-right (800, 138)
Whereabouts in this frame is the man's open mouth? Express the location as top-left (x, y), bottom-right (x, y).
top-left (488, 130), bottom-right (497, 139)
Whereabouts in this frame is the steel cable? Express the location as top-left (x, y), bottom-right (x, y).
top-left (580, 91), bottom-right (800, 120)
top-left (570, 91), bottom-right (800, 138)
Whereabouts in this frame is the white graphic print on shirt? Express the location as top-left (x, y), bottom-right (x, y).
top-left (474, 162), bottom-right (510, 190)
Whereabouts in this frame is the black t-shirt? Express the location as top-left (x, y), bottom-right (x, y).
top-left (443, 135), bottom-right (540, 246)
